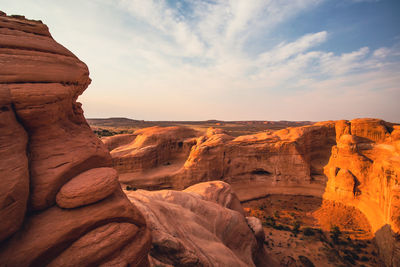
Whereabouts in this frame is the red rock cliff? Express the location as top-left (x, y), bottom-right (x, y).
top-left (0, 13), bottom-right (150, 266)
top-left (322, 118), bottom-right (400, 267)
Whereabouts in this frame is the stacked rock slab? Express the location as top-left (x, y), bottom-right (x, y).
top-left (0, 13), bottom-right (150, 266)
top-left (322, 119), bottom-right (400, 267)
top-left (126, 181), bottom-right (278, 267)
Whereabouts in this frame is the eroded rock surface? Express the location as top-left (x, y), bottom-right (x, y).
top-left (0, 81), bottom-right (29, 242)
top-left (56, 167), bottom-right (119, 208)
top-left (0, 13), bottom-right (150, 266)
top-left (125, 181), bottom-right (278, 267)
top-left (321, 118), bottom-right (400, 266)
top-left (109, 123), bottom-right (336, 201)
top-left (112, 126), bottom-right (199, 189)
top-left (109, 118), bottom-right (400, 266)
top-left (102, 133), bottom-right (137, 151)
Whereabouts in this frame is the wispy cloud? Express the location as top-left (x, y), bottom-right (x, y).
top-left (0, 0), bottom-right (398, 121)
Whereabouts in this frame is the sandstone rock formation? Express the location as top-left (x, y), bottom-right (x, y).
top-left (102, 133), bottom-right (137, 151)
top-left (0, 13), bottom-right (150, 266)
top-left (321, 118), bottom-right (400, 267)
top-left (108, 118), bottom-right (400, 266)
top-left (109, 123), bottom-right (336, 201)
top-left (56, 167), bottom-right (119, 208)
top-left (125, 181), bottom-right (278, 267)
top-left (179, 123), bottom-right (336, 200)
top-left (111, 126), bottom-right (199, 189)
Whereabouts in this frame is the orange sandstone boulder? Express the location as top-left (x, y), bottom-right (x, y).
top-left (56, 167), bottom-right (119, 208)
top-left (183, 180), bottom-right (245, 216)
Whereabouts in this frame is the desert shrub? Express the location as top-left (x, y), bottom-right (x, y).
top-left (357, 242), bottom-right (367, 249)
top-left (274, 210), bottom-right (280, 218)
top-left (298, 255), bottom-right (315, 267)
top-left (343, 249), bottom-right (359, 261)
top-left (292, 221), bottom-right (301, 235)
top-left (125, 185), bottom-right (137, 191)
top-left (94, 129), bottom-right (116, 137)
top-left (263, 216), bottom-right (276, 227)
top-left (330, 225), bottom-right (341, 244)
top-left (360, 256), bottom-right (369, 262)
top-left (303, 227), bottom-right (315, 236)
top-left (274, 224), bottom-right (290, 231)
top-left (343, 255), bottom-right (355, 265)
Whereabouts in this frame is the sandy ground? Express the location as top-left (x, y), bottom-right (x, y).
top-left (243, 195), bottom-right (384, 267)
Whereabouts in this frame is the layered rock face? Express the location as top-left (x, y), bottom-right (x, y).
top-left (111, 126), bottom-right (199, 189)
top-left (179, 124), bottom-right (336, 200)
top-left (126, 181), bottom-right (278, 267)
top-left (102, 133), bottom-right (137, 151)
top-left (322, 119), bottom-right (400, 267)
top-left (109, 124), bottom-right (336, 200)
top-left (0, 13), bottom-right (150, 266)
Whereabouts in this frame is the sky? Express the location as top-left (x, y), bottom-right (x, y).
top-left (1, 0), bottom-right (399, 122)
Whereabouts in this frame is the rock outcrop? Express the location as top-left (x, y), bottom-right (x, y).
top-left (112, 126), bottom-right (199, 189)
top-left (125, 181), bottom-right (278, 267)
top-left (110, 123), bottom-right (336, 201)
top-left (0, 13), bottom-right (150, 266)
top-left (179, 123), bottom-right (336, 200)
top-left (102, 133), bottom-right (137, 151)
top-left (108, 118), bottom-right (400, 266)
top-left (321, 118), bottom-right (400, 267)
